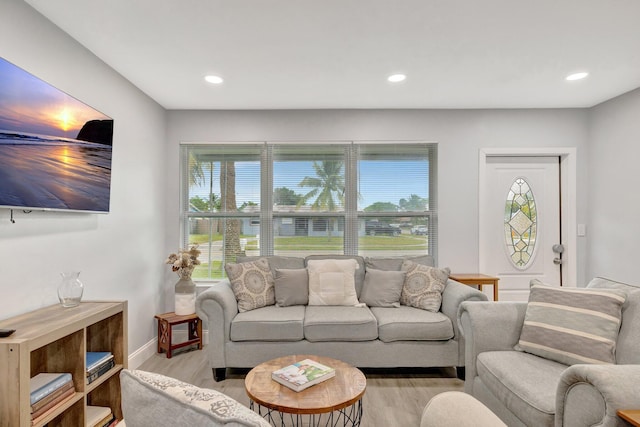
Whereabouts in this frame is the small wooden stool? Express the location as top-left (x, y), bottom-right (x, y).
top-left (154, 312), bottom-right (202, 358)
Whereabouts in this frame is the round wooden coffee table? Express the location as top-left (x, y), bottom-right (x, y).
top-left (245, 355), bottom-right (366, 426)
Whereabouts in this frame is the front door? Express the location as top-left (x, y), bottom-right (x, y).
top-left (480, 156), bottom-right (562, 301)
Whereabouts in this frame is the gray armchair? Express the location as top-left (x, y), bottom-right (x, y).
top-left (458, 277), bottom-right (640, 427)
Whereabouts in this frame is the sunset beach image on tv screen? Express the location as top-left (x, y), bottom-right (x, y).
top-left (0, 57), bottom-right (113, 212)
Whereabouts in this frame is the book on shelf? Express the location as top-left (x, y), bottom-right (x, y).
top-left (87, 359), bottom-right (116, 384)
top-left (86, 405), bottom-right (114, 427)
top-left (86, 352), bottom-right (114, 373)
top-left (29, 372), bottom-right (73, 405)
top-left (30, 386), bottom-right (76, 424)
top-left (271, 358), bottom-right (335, 392)
top-left (87, 357), bottom-right (114, 378)
top-left (31, 381), bottom-right (74, 413)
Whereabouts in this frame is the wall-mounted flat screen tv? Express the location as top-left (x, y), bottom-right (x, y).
top-left (0, 57), bottom-right (113, 213)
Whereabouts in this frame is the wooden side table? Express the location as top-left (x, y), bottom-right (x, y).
top-left (449, 273), bottom-right (500, 301)
top-left (154, 312), bottom-right (203, 358)
top-left (618, 409), bottom-right (640, 427)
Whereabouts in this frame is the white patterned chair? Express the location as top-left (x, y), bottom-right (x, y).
top-left (120, 369), bottom-right (269, 426)
top-left (459, 277), bottom-right (640, 427)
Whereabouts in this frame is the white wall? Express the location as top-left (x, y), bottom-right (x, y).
top-left (587, 87), bottom-right (640, 283)
top-left (0, 1), bottom-right (167, 357)
top-left (166, 109), bottom-right (590, 285)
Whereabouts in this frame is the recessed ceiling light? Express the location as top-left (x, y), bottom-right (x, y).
top-left (387, 74), bottom-right (406, 83)
top-left (565, 72), bottom-right (589, 81)
top-left (205, 75), bottom-right (224, 84)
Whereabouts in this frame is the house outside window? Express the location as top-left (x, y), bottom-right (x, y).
top-left (180, 142), bottom-right (437, 281)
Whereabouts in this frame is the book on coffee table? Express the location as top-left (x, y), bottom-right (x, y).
top-left (271, 358), bottom-right (335, 392)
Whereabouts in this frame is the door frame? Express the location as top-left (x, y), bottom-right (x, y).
top-left (479, 147), bottom-right (577, 288)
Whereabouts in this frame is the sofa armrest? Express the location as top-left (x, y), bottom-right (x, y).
top-left (458, 301), bottom-right (527, 392)
top-left (441, 279), bottom-right (488, 366)
top-left (195, 280), bottom-right (238, 370)
top-left (557, 364), bottom-right (640, 427)
top-left (441, 280), bottom-right (488, 337)
top-left (121, 369), bottom-right (270, 426)
top-left (421, 391), bottom-right (506, 427)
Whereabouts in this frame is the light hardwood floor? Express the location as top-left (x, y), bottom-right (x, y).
top-left (138, 347), bottom-right (464, 426)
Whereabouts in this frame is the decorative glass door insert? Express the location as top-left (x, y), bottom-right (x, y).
top-left (504, 177), bottom-right (537, 269)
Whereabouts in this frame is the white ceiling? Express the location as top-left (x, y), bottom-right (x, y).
top-left (25, 0), bottom-right (640, 110)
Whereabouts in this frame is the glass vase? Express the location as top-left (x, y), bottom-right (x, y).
top-left (58, 271), bottom-right (84, 308)
top-left (174, 268), bottom-right (196, 315)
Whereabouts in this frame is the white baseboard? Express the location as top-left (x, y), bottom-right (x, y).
top-left (128, 338), bottom-right (157, 370)
top-left (127, 330), bottom-right (209, 369)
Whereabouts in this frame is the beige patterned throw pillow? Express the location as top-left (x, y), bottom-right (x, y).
top-left (400, 260), bottom-right (450, 312)
top-left (225, 258), bottom-right (275, 312)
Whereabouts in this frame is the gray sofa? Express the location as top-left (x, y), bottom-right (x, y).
top-left (196, 255), bottom-right (487, 381)
top-left (459, 277), bottom-right (640, 427)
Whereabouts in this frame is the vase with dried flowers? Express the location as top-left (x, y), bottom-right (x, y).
top-left (165, 245), bottom-right (201, 315)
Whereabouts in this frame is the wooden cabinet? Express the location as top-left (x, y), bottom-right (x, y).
top-left (0, 301), bottom-right (127, 427)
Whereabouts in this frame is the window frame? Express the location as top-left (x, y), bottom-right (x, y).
top-left (180, 141), bottom-right (438, 281)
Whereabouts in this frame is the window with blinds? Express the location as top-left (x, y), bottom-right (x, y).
top-left (181, 142), bottom-right (437, 281)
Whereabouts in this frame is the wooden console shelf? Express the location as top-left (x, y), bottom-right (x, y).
top-left (0, 301), bottom-right (128, 427)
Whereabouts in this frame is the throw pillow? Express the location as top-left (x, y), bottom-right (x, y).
top-left (274, 268), bottom-right (309, 306)
top-left (400, 261), bottom-right (450, 312)
top-left (307, 259), bottom-right (362, 306)
top-left (224, 258), bottom-right (275, 312)
top-left (516, 280), bottom-right (627, 365)
top-left (360, 269), bottom-right (406, 307)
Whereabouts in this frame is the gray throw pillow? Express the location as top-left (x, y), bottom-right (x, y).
top-left (360, 269), bottom-right (406, 307)
top-left (225, 258), bottom-right (275, 312)
top-left (274, 268), bottom-right (309, 306)
top-left (516, 280), bottom-right (626, 365)
top-left (400, 261), bottom-right (450, 312)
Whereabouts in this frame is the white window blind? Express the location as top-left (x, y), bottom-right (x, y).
top-left (181, 144), bottom-right (262, 280)
top-left (180, 142), bottom-right (437, 281)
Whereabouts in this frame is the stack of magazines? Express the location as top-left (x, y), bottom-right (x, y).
top-left (86, 352), bottom-right (115, 384)
top-left (271, 358), bottom-right (335, 392)
top-left (30, 372), bottom-right (75, 423)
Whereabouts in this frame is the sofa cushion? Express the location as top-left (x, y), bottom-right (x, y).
top-left (365, 255), bottom-right (435, 271)
top-left (516, 280), bottom-right (626, 365)
top-left (237, 255), bottom-right (305, 277)
top-left (225, 258), bottom-right (275, 312)
top-left (305, 255), bottom-right (366, 297)
top-left (370, 306), bottom-right (454, 342)
top-left (306, 258), bottom-right (362, 306)
top-left (304, 306), bottom-right (378, 342)
top-left (231, 305), bottom-right (305, 341)
top-left (274, 268), bottom-right (309, 307)
top-left (120, 369), bottom-right (270, 427)
top-left (476, 351), bottom-right (566, 427)
top-left (360, 269), bottom-right (405, 307)
top-left (400, 261), bottom-right (450, 312)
